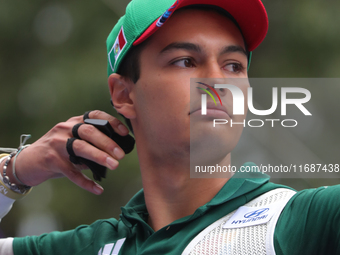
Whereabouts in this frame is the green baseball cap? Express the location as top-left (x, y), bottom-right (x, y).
top-left (106, 0), bottom-right (268, 76)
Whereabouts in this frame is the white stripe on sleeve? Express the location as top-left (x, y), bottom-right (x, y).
top-left (0, 238), bottom-right (14, 255)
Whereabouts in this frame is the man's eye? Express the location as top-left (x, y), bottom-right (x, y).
top-left (172, 58), bottom-right (195, 68)
top-left (224, 63), bottom-right (244, 73)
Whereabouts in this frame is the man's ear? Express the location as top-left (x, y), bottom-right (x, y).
top-left (108, 73), bottom-right (136, 120)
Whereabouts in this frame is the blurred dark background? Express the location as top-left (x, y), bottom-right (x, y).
top-left (0, 0), bottom-right (339, 237)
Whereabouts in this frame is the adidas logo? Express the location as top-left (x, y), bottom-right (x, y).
top-left (98, 238), bottom-right (126, 255)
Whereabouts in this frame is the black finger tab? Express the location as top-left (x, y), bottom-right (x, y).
top-left (66, 137), bottom-right (105, 180)
top-left (72, 123), bottom-right (83, 139)
top-left (69, 155), bottom-right (81, 165)
top-left (84, 119), bottom-right (135, 154)
top-left (83, 111), bottom-right (92, 121)
top-left (66, 138), bottom-right (82, 165)
top-left (77, 157), bottom-right (107, 182)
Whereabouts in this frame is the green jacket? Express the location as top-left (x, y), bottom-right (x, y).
top-left (13, 170), bottom-right (340, 255)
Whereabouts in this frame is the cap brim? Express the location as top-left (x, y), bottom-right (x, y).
top-left (133, 0), bottom-right (268, 52)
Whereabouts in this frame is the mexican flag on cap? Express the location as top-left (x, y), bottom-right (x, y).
top-left (106, 0), bottom-right (268, 76)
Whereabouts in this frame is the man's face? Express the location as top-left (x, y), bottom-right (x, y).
top-left (130, 8), bottom-right (249, 160)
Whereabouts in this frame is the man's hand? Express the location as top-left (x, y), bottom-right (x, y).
top-left (0, 110), bottom-right (130, 195)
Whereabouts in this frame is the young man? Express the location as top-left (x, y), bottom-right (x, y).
top-left (0, 0), bottom-right (340, 254)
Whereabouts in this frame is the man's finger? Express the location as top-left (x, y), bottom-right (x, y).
top-left (76, 124), bottom-right (125, 160)
top-left (62, 166), bottom-right (104, 195)
top-left (71, 139), bottom-right (119, 170)
top-left (87, 110), bottom-right (129, 136)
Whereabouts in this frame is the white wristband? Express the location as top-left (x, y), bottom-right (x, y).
top-left (0, 156), bottom-right (15, 222)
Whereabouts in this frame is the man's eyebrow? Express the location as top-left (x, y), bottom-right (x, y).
top-left (219, 45), bottom-right (247, 57)
top-left (160, 42), bottom-right (202, 54)
top-left (159, 42), bottom-right (247, 57)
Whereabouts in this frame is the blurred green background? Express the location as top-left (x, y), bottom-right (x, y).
top-left (0, 0), bottom-right (339, 237)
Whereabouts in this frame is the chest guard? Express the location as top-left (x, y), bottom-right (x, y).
top-left (182, 188), bottom-right (296, 255)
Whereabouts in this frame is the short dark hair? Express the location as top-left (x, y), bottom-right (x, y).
top-left (116, 5), bottom-right (250, 134)
top-left (116, 39), bottom-right (149, 134)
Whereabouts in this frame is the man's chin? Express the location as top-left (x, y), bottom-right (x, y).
top-left (190, 135), bottom-right (234, 165)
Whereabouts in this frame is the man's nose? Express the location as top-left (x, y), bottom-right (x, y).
top-left (196, 81), bottom-right (227, 97)
top-left (202, 60), bottom-right (226, 77)
top-left (196, 62), bottom-right (228, 95)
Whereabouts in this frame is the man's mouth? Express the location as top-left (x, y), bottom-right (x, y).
top-left (189, 102), bottom-right (232, 119)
